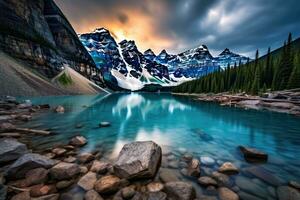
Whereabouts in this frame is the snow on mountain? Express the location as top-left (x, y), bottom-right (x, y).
top-left (79, 28), bottom-right (250, 91)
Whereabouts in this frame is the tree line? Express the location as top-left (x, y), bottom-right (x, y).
top-left (173, 33), bottom-right (300, 95)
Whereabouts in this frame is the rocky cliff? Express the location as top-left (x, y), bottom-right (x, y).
top-left (0, 0), bottom-right (97, 79)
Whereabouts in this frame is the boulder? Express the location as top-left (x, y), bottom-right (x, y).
top-left (94, 175), bottom-right (121, 194)
top-left (218, 187), bottom-right (239, 200)
top-left (69, 136), bottom-right (87, 147)
top-left (50, 162), bottom-right (80, 180)
top-left (90, 160), bottom-right (110, 174)
top-left (198, 176), bottom-right (218, 187)
top-left (85, 190), bottom-right (103, 200)
top-left (114, 141), bottom-right (162, 179)
top-left (0, 138), bottom-right (28, 163)
top-left (239, 146), bottom-right (268, 162)
top-left (164, 182), bottom-right (195, 200)
top-left (218, 162), bottom-right (239, 175)
top-left (6, 153), bottom-right (55, 179)
top-left (277, 186), bottom-right (300, 200)
top-left (77, 172), bottom-right (97, 191)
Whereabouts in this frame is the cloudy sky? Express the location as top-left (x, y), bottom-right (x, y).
top-left (54, 0), bottom-right (300, 58)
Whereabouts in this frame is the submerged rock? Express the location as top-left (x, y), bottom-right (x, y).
top-left (218, 187), bottom-right (239, 200)
top-left (54, 106), bottom-right (65, 113)
top-left (201, 156), bottom-right (216, 166)
top-left (289, 180), bottom-right (300, 190)
top-left (0, 138), bottom-right (28, 163)
top-left (159, 168), bottom-right (180, 183)
top-left (198, 176), bottom-right (218, 187)
top-left (114, 141), bottom-right (162, 179)
top-left (78, 172), bottom-right (97, 191)
top-left (6, 153), bottom-right (55, 179)
top-left (239, 146), bottom-right (268, 163)
top-left (77, 152), bottom-right (94, 163)
top-left (186, 158), bottom-right (201, 177)
top-left (235, 176), bottom-right (268, 198)
top-left (99, 122), bottom-right (111, 127)
top-left (277, 186), bottom-right (300, 200)
top-left (218, 162), bottom-right (239, 175)
top-left (244, 166), bottom-right (281, 186)
top-left (69, 136), bottom-right (87, 147)
top-left (164, 181), bottom-right (195, 200)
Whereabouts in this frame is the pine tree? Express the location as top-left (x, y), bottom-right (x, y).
top-left (288, 53), bottom-right (300, 88)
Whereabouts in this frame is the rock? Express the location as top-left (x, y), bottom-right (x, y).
top-left (200, 156), bottom-right (215, 166)
top-left (0, 138), bottom-right (28, 163)
top-left (30, 184), bottom-right (56, 197)
top-left (277, 186), bottom-right (300, 200)
top-left (218, 187), bottom-right (239, 200)
top-left (239, 146), bottom-right (268, 163)
top-left (198, 176), bottom-right (218, 187)
top-left (77, 152), bottom-right (94, 163)
top-left (11, 191), bottom-right (31, 200)
top-left (244, 166), bottom-right (281, 186)
top-left (90, 160), bottom-right (110, 174)
top-left (235, 176), bottom-right (268, 198)
top-left (0, 184), bottom-right (7, 200)
top-left (56, 180), bottom-right (74, 190)
top-left (99, 122), bottom-right (111, 127)
top-left (197, 195), bottom-right (218, 200)
top-left (211, 172), bottom-right (231, 187)
top-left (147, 182), bottom-right (164, 192)
top-left (80, 166), bottom-right (88, 174)
top-left (218, 162), bottom-right (239, 175)
top-left (164, 182), bottom-right (195, 200)
top-left (52, 148), bottom-right (67, 156)
top-left (159, 168), bottom-right (179, 183)
top-left (54, 106), bottom-right (65, 113)
top-left (44, 153), bottom-right (56, 159)
top-left (69, 136), bottom-right (87, 147)
top-left (6, 153), bottom-right (55, 179)
top-left (50, 162), bottom-right (80, 180)
top-left (289, 181), bottom-right (300, 190)
top-left (77, 172), bottom-right (97, 191)
top-left (147, 192), bottom-right (167, 200)
top-left (63, 156), bottom-right (77, 163)
top-left (187, 158), bottom-right (200, 177)
top-left (122, 186), bottom-right (136, 199)
top-left (114, 141), bottom-right (162, 179)
top-left (16, 115), bottom-right (32, 122)
top-left (181, 154), bottom-right (193, 162)
top-left (85, 190), bottom-right (103, 200)
top-left (25, 168), bottom-right (48, 186)
top-left (94, 175), bottom-right (121, 194)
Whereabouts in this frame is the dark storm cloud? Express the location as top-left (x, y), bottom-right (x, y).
top-left (54, 0), bottom-right (300, 57)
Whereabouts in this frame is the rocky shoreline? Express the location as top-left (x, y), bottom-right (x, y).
top-left (173, 88), bottom-right (300, 116)
top-left (0, 97), bottom-right (300, 200)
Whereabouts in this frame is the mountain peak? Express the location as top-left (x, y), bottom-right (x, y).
top-left (93, 27), bottom-right (109, 34)
top-left (144, 49), bottom-right (156, 56)
top-left (220, 48), bottom-right (231, 55)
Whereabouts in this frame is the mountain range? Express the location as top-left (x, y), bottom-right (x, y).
top-left (79, 28), bottom-right (249, 91)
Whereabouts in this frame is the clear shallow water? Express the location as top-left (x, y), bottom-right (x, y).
top-left (24, 93), bottom-right (300, 196)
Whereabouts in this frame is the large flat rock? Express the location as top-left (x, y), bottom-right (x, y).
top-left (114, 141), bottom-right (162, 179)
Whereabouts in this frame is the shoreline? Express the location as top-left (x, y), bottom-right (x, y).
top-left (172, 89), bottom-right (300, 116)
top-left (1, 96), bottom-right (300, 200)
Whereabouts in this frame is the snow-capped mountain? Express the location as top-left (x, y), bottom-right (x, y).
top-left (79, 28), bottom-right (249, 91)
top-left (216, 48), bottom-right (249, 69)
top-left (79, 28), bottom-right (176, 91)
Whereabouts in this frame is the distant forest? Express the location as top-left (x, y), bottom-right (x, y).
top-left (173, 34), bottom-right (300, 94)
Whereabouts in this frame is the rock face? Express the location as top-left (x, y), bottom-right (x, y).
top-left (164, 182), bottom-right (195, 200)
top-left (0, 0), bottom-right (96, 79)
top-left (114, 141), bottom-right (162, 179)
top-left (239, 146), bottom-right (268, 162)
top-left (6, 153), bottom-right (55, 179)
top-left (0, 138), bottom-right (28, 163)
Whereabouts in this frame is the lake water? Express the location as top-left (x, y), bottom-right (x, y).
top-left (25, 93), bottom-right (300, 198)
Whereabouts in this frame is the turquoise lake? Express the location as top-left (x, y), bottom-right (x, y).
top-left (24, 93), bottom-right (300, 197)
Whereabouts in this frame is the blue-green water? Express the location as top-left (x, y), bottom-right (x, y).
top-left (25, 93), bottom-right (300, 196)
